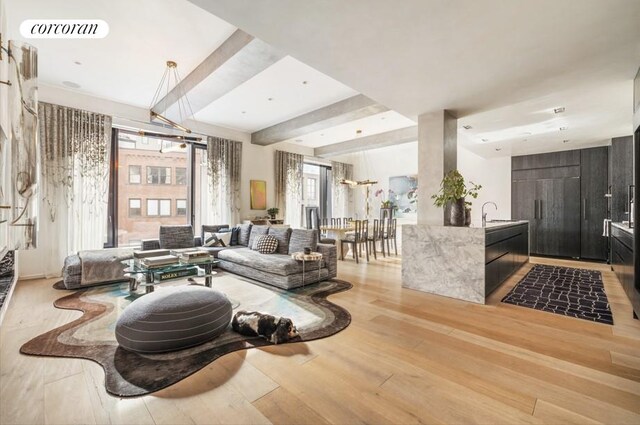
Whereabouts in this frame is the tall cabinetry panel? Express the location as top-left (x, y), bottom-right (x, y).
top-left (512, 147), bottom-right (607, 259)
top-left (611, 136), bottom-right (633, 223)
top-left (580, 147), bottom-right (609, 260)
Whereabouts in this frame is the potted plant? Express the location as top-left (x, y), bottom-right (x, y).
top-left (267, 207), bottom-right (279, 220)
top-left (375, 189), bottom-right (397, 210)
top-left (431, 170), bottom-right (481, 226)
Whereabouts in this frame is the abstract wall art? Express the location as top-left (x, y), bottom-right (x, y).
top-left (250, 180), bottom-right (267, 210)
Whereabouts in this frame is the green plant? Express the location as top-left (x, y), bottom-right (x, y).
top-left (267, 207), bottom-right (279, 217)
top-left (431, 170), bottom-right (482, 207)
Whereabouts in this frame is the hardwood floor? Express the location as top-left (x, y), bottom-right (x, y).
top-left (1, 256), bottom-right (639, 424)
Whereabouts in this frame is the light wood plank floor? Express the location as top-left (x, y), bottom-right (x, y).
top-left (1, 256), bottom-right (639, 424)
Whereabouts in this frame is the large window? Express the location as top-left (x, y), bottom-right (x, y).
top-left (129, 165), bottom-right (141, 184)
top-left (147, 166), bottom-right (171, 185)
top-left (115, 130), bottom-right (188, 247)
top-left (305, 177), bottom-right (317, 201)
top-left (147, 199), bottom-right (171, 216)
top-left (129, 198), bottom-right (141, 216)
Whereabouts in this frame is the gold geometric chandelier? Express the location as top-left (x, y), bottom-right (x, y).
top-left (148, 60), bottom-right (194, 135)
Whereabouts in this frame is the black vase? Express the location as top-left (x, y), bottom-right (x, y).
top-left (450, 198), bottom-right (466, 226)
top-left (464, 207), bottom-right (472, 226)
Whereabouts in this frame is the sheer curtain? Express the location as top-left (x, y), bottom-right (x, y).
top-left (38, 102), bottom-right (112, 276)
top-left (206, 136), bottom-right (242, 225)
top-left (275, 150), bottom-right (303, 228)
top-left (331, 161), bottom-right (353, 218)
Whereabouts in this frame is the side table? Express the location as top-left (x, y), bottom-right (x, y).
top-left (291, 251), bottom-right (323, 286)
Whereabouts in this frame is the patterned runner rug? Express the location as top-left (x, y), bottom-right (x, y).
top-left (21, 271), bottom-right (352, 397)
top-left (501, 264), bottom-right (613, 325)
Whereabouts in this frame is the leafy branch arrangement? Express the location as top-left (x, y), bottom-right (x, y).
top-left (431, 170), bottom-right (482, 207)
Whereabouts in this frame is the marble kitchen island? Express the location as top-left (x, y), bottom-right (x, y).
top-left (402, 221), bottom-right (529, 304)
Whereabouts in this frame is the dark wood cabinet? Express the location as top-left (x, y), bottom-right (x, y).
top-left (611, 136), bottom-right (633, 223)
top-left (611, 225), bottom-right (637, 315)
top-left (512, 147), bottom-right (606, 259)
top-left (580, 147), bottom-right (609, 260)
top-left (485, 223), bottom-right (529, 296)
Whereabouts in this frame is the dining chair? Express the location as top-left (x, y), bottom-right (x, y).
top-left (340, 219), bottom-right (369, 263)
top-left (314, 216), bottom-right (335, 245)
top-left (368, 219), bottom-right (386, 259)
top-left (385, 218), bottom-right (398, 255)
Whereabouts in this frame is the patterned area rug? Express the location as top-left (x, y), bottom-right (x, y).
top-left (21, 272), bottom-right (352, 397)
top-left (501, 264), bottom-right (613, 325)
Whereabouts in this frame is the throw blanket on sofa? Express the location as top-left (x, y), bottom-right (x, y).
top-left (79, 248), bottom-right (134, 286)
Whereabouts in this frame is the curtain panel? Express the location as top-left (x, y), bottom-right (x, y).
top-left (331, 161), bottom-right (354, 219)
top-left (274, 150), bottom-right (304, 228)
top-left (206, 137), bottom-right (242, 226)
top-left (38, 102), bottom-right (112, 276)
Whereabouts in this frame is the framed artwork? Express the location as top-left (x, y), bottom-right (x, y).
top-left (389, 175), bottom-right (418, 217)
top-left (250, 180), bottom-right (267, 210)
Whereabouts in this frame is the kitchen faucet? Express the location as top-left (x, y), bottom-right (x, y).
top-left (482, 202), bottom-right (497, 227)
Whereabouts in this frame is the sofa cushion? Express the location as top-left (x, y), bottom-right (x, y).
top-left (268, 227), bottom-right (292, 255)
top-left (230, 226), bottom-right (241, 246)
top-left (254, 234), bottom-right (279, 254)
top-left (238, 223), bottom-right (253, 246)
top-left (217, 248), bottom-right (321, 276)
top-left (159, 225), bottom-right (195, 249)
top-left (248, 225), bottom-right (269, 249)
top-left (200, 245), bottom-right (243, 258)
top-left (288, 229), bottom-right (318, 255)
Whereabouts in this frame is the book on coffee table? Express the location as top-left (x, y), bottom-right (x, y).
top-left (141, 255), bottom-right (179, 268)
top-left (133, 249), bottom-right (170, 259)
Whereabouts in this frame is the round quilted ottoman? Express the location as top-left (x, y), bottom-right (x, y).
top-left (115, 286), bottom-right (232, 353)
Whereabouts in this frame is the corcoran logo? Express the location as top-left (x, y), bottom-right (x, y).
top-left (20, 19), bottom-right (109, 39)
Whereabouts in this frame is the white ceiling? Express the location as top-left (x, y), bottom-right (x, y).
top-left (188, 0), bottom-right (640, 157)
top-left (5, 0), bottom-right (237, 108)
top-left (5, 0), bottom-right (640, 157)
top-left (280, 110), bottom-right (415, 148)
top-left (193, 56), bottom-right (357, 132)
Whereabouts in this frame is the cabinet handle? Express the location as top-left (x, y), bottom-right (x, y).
top-left (539, 200), bottom-right (543, 219)
top-left (583, 199), bottom-right (587, 221)
top-left (534, 200), bottom-right (537, 219)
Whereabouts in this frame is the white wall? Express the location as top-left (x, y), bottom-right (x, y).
top-left (332, 140), bottom-right (512, 227)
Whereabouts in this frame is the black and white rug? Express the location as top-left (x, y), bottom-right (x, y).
top-left (501, 264), bottom-right (613, 325)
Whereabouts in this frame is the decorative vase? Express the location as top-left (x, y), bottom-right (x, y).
top-left (464, 207), bottom-right (472, 226)
top-left (270, 214), bottom-right (276, 220)
top-left (450, 198), bottom-right (466, 226)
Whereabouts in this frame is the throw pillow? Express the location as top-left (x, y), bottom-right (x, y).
top-left (203, 232), bottom-right (232, 247)
top-left (238, 223), bottom-right (253, 246)
top-left (254, 234), bottom-right (279, 254)
top-left (230, 226), bottom-right (241, 246)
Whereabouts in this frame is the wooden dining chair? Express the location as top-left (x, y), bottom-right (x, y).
top-left (385, 218), bottom-right (398, 256)
top-left (340, 219), bottom-right (369, 263)
top-left (368, 219), bottom-right (386, 259)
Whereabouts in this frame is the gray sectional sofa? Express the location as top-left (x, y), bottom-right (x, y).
top-left (142, 224), bottom-right (337, 290)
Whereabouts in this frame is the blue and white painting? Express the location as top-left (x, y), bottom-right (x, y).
top-left (389, 175), bottom-right (418, 217)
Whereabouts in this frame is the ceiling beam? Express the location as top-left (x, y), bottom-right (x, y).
top-left (251, 94), bottom-right (389, 145)
top-left (314, 126), bottom-right (417, 158)
top-left (152, 29), bottom-right (285, 119)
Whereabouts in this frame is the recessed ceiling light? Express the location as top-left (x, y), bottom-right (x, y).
top-left (268, 97), bottom-right (274, 101)
top-left (73, 60), bottom-right (82, 65)
top-left (495, 148), bottom-right (502, 151)
top-left (481, 138), bottom-right (489, 142)
top-left (62, 80), bottom-right (81, 89)
top-left (554, 107), bottom-right (565, 114)
top-left (302, 81), bottom-right (308, 85)
top-left (462, 125), bottom-right (472, 130)
top-left (294, 139), bottom-right (303, 143)
top-left (356, 129), bottom-right (362, 135)
top-left (320, 133), bottom-right (325, 136)
top-left (563, 139), bottom-right (570, 143)
top-left (559, 126), bottom-right (568, 131)
top-left (241, 110), bottom-right (246, 114)
top-left (380, 116), bottom-right (386, 120)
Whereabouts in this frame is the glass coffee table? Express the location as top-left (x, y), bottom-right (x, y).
top-left (122, 258), bottom-right (218, 294)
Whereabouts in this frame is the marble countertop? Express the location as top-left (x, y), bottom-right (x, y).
top-left (612, 222), bottom-right (634, 235)
top-left (469, 220), bottom-right (529, 231)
